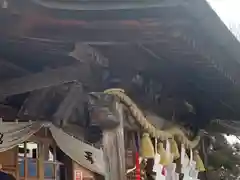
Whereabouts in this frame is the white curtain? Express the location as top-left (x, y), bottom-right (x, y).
top-left (0, 121), bottom-right (44, 152)
top-left (50, 124), bottom-right (105, 175)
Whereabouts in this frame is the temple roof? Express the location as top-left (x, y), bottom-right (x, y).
top-left (0, 0), bottom-right (240, 128)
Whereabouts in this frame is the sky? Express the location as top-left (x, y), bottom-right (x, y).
top-left (206, 0), bottom-right (240, 40)
top-left (225, 135), bottom-right (240, 145)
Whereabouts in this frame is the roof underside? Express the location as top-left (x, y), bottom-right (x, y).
top-left (0, 0), bottom-right (240, 128)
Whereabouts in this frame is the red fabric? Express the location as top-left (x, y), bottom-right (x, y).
top-left (161, 166), bottom-right (166, 176)
top-left (135, 152), bottom-right (140, 180)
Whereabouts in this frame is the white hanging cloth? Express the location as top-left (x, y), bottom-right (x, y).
top-left (153, 153), bottom-right (166, 180)
top-left (0, 121), bottom-right (105, 175)
top-left (153, 138), bottom-right (166, 180)
top-left (166, 163), bottom-right (178, 180)
top-left (49, 124), bottom-right (105, 175)
top-left (0, 121), bottom-right (43, 152)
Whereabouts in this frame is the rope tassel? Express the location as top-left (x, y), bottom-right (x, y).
top-left (194, 150), bottom-right (206, 172)
top-left (140, 133), bottom-right (154, 159)
top-left (157, 142), bottom-right (171, 166)
top-left (170, 138), bottom-right (180, 160)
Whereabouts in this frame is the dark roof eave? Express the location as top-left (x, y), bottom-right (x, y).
top-left (187, 0), bottom-right (240, 65)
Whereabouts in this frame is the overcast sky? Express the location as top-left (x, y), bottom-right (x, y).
top-left (206, 0), bottom-right (240, 40)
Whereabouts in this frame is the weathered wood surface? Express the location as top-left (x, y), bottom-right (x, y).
top-left (0, 63), bottom-right (91, 98)
top-left (0, 104), bottom-right (18, 121)
top-left (18, 82), bottom-right (86, 125)
top-left (53, 82), bottom-right (84, 127)
top-left (88, 93), bottom-right (121, 129)
top-left (102, 101), bottom-right (126, 180)
top-left (18, 87), bottom-right (52, 119)
top-left (0, 58), bottom-right (30, 77)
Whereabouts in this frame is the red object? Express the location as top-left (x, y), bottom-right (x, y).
top-left (135, 152), bottom-right (141, 180)
top-left (74, 170), bottom-right (83, 180)
top-left (135, 133), bottom-right (140, 180)
top-left (161, 167), bottom-right (166, 176)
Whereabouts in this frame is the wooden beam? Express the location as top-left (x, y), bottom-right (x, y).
top-left (0, 63), bottom-right (91, 98)
top-left (0, 58), bottom-right (30, 75)
top-left (32, 0), bottom-right (186, 10)
top-left (0, 104), bottom-right (18, 121)
top-left (52, 82), bottom-right (84, 127)
top-left (17, 82), bottom-right (88, 127)
top-left (17, 86), bottom-right (53, 120)
top-left (69, 43), bottom-right (109, 67)
top-left (102, 101), bottom-right (126, 180)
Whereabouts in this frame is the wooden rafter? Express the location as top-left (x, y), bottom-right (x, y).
top-left (69, 43), bottom-right (108, 67)
top-left (32, 0), bottom-right (186, 10)
top-left (0, 64), bottom-right (89, 97)
top-left (0, 63), bottom-right (92, 98)
top-left (0, 104), bottom-right (18, 121)
top-left (53, 82), bottom-right (84, 127)
top-left (0, 59), bottom-right (30, 75)
top-left (18, 82), bottom-right (86, 125)
top-left (0, 41), bottom-right (110, 98)
top-left (17, 87), bottom-right (53, 120)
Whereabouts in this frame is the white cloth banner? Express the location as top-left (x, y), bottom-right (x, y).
top-left (50, 124), bottom-right (105, 175)
top-left (0, 122), bottom-right (43, 152)
top-left (0, 122), bottom-right (105, 175)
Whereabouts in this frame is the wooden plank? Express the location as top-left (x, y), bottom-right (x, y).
top-left (29, 135), bottom-right (53, 144)
top-left (0, 59), bottom-right (30, 76)
top-left (102, 101), bottom-right (126, 180)
top-left (17, 87), bottom-right (52, 119)
top-left (38, 143), bottom-right (44, 180)
top-left (0, 63), bottom-right (91, 98)
top-left (15, 147), bottom-right (19, 180)
top-left (53, 82), bottom-right (84, 127)
top-left (24, 142), bottom-right (27, 180)
top-left (32, 0), bottom-right (185, 10)
top-left (18, 82), bottom-right (86, 124)
top-left (0, 105), bottom-right (18, 121)
top-left (70, 43), bottom-right (108, 67)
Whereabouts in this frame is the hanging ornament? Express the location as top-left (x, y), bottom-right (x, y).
top-left (189, 149), bottom-right (193, 165)
top-left (180, 144), bottom-right (185, 165)
top-left (170, 138), bottom-right (180, 160)
top-left (157, 142), bottom-right (171, 166)
top-left (180, 144), bottom-right (190, 174)
top-left (161, 166), bottom-right (167, 176)
top-left (166, 140), bottom-right (173, 163)
top-left (153, 148), bottom-right (166, 180)
top-left (193, 150), bottom-right (206, 172)
top-left (140, 133), bottom-right (154, 159)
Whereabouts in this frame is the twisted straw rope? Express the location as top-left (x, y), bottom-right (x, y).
top-left (104, 88), bottom-right (200, 148)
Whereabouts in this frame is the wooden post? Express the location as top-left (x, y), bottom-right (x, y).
top-left (15, 147), bottom-right (19, 180)
top-left (102, 101), bottom-right (126, 180)
top-left (24, 142), bottom-right (27, 180)
top-left (38, 143), bottom-right (44, 180)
